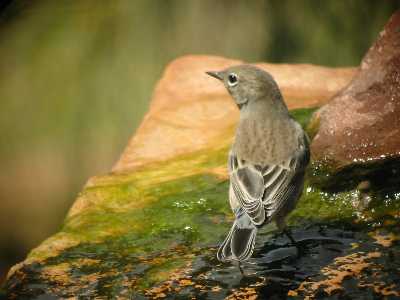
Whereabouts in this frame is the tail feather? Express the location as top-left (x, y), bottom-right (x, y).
top-left (217, 213), bottom-right (257, 261)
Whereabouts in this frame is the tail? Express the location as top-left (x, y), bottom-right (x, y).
top-left (217, 212), bottom-right (257, 261)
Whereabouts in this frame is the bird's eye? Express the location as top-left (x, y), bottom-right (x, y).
top-left (227, 73), bottom-right (238, 87)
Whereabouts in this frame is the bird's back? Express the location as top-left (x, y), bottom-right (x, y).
top-left (233, 113), bottom-right (301, 166)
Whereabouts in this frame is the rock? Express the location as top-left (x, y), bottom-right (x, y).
top-left (113, 55), bottom-right (355, 172)
top-left (5, 107), bottom-right (383, 300)
top-left (310, 11), bottom-right (400, 191)
top-left (11, 54), bottom-right (400, 300)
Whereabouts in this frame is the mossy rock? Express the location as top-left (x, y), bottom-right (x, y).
top-left (4, 108), bottom-right (400, 299)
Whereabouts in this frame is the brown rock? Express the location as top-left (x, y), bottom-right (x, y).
top-left (310, 11), bottom-right (400, 190)
top-left (113, 55), bottom-right (355, 172)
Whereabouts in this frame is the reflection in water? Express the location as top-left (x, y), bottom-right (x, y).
top-left (140, 224), bottom-right (399, 299)
top-left (166, 225), bottom-right (355, 299)
top-left (5, 221), bottom-right (400, 299)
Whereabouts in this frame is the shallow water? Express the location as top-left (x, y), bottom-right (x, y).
top-left (140, 223), bottom-right (399, 299)
top-left (6, 219), bottom-right (399, 299)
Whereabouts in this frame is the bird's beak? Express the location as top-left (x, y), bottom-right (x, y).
top-left (206, 71), bottom-right (223, 81)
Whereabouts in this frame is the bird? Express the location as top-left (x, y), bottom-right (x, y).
top-left (206, 65), bottom-right (310, 268)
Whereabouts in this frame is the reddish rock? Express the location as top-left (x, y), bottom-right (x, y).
top-left (113, 55), bottom-right (355, 172)
top-left (310, 11), bottom-right (400, 189)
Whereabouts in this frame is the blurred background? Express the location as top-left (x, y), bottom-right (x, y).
top-left (0, 0), bottom-right (398, 283)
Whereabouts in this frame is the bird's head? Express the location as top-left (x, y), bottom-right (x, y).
top-left (206, 65), bottom-right (286, 112)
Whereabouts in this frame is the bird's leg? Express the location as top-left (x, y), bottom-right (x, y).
top-left (276, 218), bottom-right (297, 246)
top-left (283, 228), bottom-right (297, 245)
top-left (284, 228), bottom-right (301, 258)
top-left (238, 261), bottom-right (245, 276)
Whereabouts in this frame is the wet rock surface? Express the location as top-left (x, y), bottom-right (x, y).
top-left (310, 11), bottom-right (400, 191)
top-left (5, 219), bottom-right (400, 299)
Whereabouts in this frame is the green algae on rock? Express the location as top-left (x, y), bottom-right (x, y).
top-left (289, 107), bottom-right (318, 130)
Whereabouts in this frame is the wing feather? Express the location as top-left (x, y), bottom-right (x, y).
top-left (228, 133), bottom-right (309, 226)
top-left (230, 167), bottom-right (265, 225)
top-left (262, 134), bottom-right (310, 218)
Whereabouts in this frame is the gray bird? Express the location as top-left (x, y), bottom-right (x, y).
top-left (206, 65), bottom-right (310, 264)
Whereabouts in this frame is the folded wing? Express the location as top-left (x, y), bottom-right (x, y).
top-left (228, 134), bottom-right (309, 226)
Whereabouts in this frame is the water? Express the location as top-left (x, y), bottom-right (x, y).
top-left (140, 224), bottom-right (399, 299)
top-left (5, 220), bottom-right (399, 299)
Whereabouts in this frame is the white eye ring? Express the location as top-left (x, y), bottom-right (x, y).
top-left (227, 73), bottom-right (238, 87)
